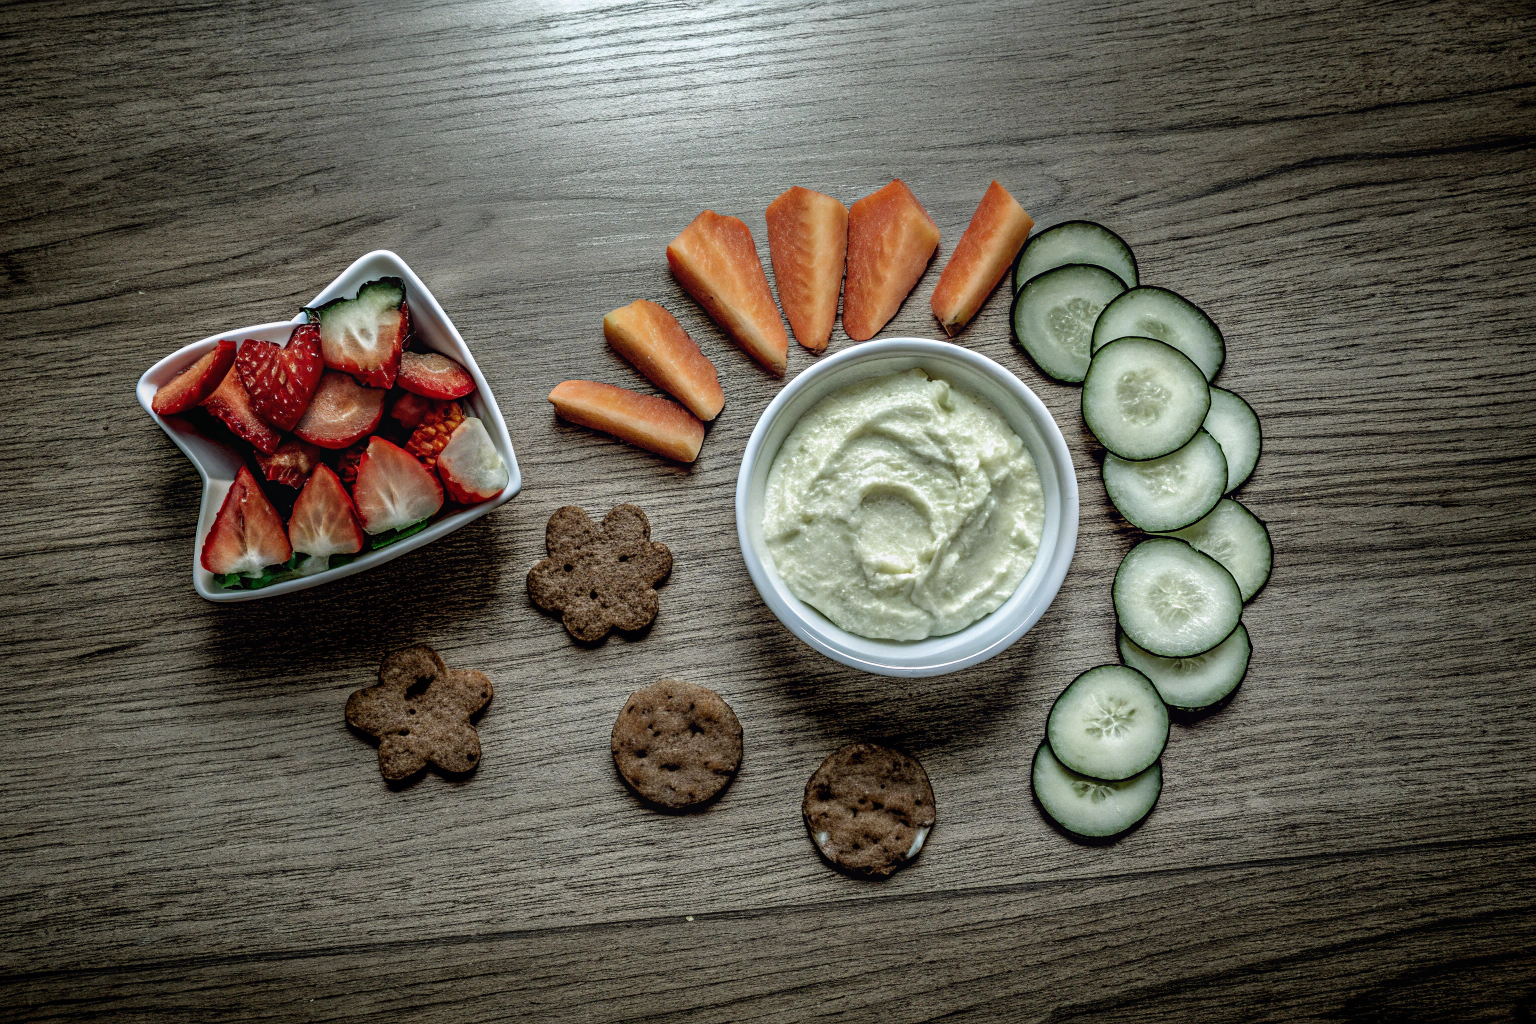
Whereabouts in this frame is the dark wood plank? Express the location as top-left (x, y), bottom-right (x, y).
top-left (6, 837), bottom-right (1532, 1021)
top-left (3, 0), bottom-right (1535, 1016)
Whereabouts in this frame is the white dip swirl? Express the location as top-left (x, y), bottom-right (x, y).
top-left (762, 369), bottom-right (1045, 640)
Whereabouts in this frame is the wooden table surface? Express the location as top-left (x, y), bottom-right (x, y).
top-left (4, 0), bottom-right (1534, 1019)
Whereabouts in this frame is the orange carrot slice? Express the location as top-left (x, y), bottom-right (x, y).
top-left (549, 380), bottom-right (704, 463)
top-left (603, 299), bottom-right (725, 421)
top-left (842, 180), bottom-right (941, 342)
top-left (666, 211), bottom-right (789, 375)
top-left (931, 181), bottom-right (1034, 336)
top-left (766, 186), bottom-right (848, 353)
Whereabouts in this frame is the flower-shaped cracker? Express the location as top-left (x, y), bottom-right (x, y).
top-left (527, 504), bottom-right (672, 642)
top-left (345, 645), bottom-right (493, 781)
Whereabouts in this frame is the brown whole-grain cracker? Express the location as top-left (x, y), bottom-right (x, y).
top-left (345, 645), bottom-right (493, 781)
top-left (611, 679), bottom-right (742, 810)
top-left (527, 504), bottom-right (672, 642)
top-left (802, 742), bottom-right (935, 878)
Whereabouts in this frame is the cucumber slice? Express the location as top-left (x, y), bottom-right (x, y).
top-left (1082, 337), bottom-right (1210, 460)
top-left (1046, 665), bottom-right (1169, 780)
top-left (1157, 498), bottom-right (1273, 602)
top-left (1032, 742), bottom-right (1161, 839)
top-left (1091, 287), bottom-right (1224, 381)
top-left (1012, 220), bottom-right (1138, 293)
top-left (1102, 430), bottom-right (1227, 532)
top-left (1011, 264), bottom-right (1127, 383)
top-left (1119, 623), bottom-right (1250, 712)
top-left (1114, 537), bottom-right (1241, 657)
top-left (1203, 387), bottom-right (1261, 493)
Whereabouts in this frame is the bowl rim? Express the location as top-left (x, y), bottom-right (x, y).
top-left (734, 336), bottom-right (1079, 677)
top-left (136, 249), bottom-right (522, 602)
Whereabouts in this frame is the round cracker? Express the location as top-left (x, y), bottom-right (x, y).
top-left (802, 743), bottom-right (935, 878)
top-left (611, 680), bottom-right (742, 810)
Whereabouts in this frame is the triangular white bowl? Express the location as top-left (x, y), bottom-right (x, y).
top-left (136, 250), bottom-right (522, 603)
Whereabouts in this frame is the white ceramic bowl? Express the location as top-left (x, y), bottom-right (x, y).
top-left (735, 337), bottom-right (1078, 677)
top-left (137, 250), bottom-right (522, 602)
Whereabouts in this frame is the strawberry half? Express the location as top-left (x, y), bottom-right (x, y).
top-left (306, 278), bottom-right (407, 389)
top-left (235, 324), bottom-right (324, 432)
top-left (389, 390), bottom-right (434, 430)
top-left (396, 350), bottom-right (475, 400)
top-left (292, 371), bottom-right (385, 449)
top-left (287, 464), bottom-right (364, 573)
top-left (351, 437), bottom-right (444, 535)
top-left (201, 465), bottom-right (293, 576)
top-left (254, 438), bottom-right (323, 489)
top-left (404, 400), bottom-right (465, 471)
top-left (437, 417), bottom-right (510, 504)
top-left (201, 368), bottom-right (283, 454)
top-left (152, 340), bottom-right (236, 415)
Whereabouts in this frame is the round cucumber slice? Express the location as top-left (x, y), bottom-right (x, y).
top-left (1082, 337), bottom-right (1210, 460)
top-left (1203, 387), bottom-right (1261, 493)
top-left (1102, 430), bottom-right (1227, 532)
top-left (1120, 623), bottom-right (1251, 712)
top-left (1114, 537), bottom-right (1242, 658)
top-left (1032, 742), bottom-right (1161, 840)
top-left (1012, 220), bottom-right (1138, 293)
top-left (1046, 665), bottom-right (1169, 780)
top-left (1010, 264), bottom-right (1126, 383)
top-left (1157, 498), bottom-right (1273, 602)
top-left (1091, 287), bottom-right (1224, 381)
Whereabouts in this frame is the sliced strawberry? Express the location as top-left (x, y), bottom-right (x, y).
top-left (234, 324), bottom-right (324, 432)
top-left (287, 464), bottom-right (364, 572)
top-left (200, 465), bottom-right (293, 576)
top-left (603, 299), bottom-right (724, 421)
top-left (389, 389), bottom-right (434, 430)
top-left (335, 440), bottom-right (368, 490)
top-left (201, 368), bottom-right (283, 454)
top-left (404, 400), bottom-right (465, 471)
top-left (305, 278), bottom-right (407, 388)
top-left (666, 210), bottom-right (789, 375)
top-left (352, 437), bottom-right (444, 535)
top-left (396, 350), bottom-right (475, 400)
top-left (437, 417), bottom-right (510, 504)
top-left (152, 340), bottom-right (236, 416)
top-left (254, 438), bottom-right (323, 489)
top-left (292, 371), bottom-right (385, 449)
top-left (766, 186), bottom-right (849, 353)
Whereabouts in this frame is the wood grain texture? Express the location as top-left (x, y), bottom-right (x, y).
top-left (3, 0), bottom-right (1534, 1019)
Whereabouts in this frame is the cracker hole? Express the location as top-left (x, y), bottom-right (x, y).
top-left (589, 590), bottom-right (598, 600)
top-left (406, 708), bottom-right (416, 716)
top-left (563, 564), bottom-right (572, 572)
top-left (619, 554), bottom-right (629, 562)
top-left (636, 749), bottom-right (648, 759)
top-left (406, 675), bottom-right (431, 699)
top-left (688, 722), bottom-right (704, 735)
top-left (662, 763), bottom-right (680, 772)
top-left (398, 729), bottom-right (410, 737)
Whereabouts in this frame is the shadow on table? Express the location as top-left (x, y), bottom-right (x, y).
top-left (200, 514), bottom-right (514, 697)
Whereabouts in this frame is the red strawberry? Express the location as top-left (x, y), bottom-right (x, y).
top-left (201, 369), bottom-right (283, 454)
top-left (335, 441), bottom-right (368, 490)
top-left (306, 278), bottom-right (408, 389)
top-left (389, 390), bottom-right (434, 430)
top-left (404, 400), bottom-right (465, 471)
top-left (437, 417), bottom-right (510, 504)
top-left (287, 464), bottom-right (364, 571)
top-left (396, 350), bottom-right (476, 400)
top-left (254, 438), bottom-right (323, 489)
top-left (152, 340), bottom-right (236, 415)
top-left (235, 324), bottom-right (324, 432)
top-left (352, 437), bottom-right (444, 534)
top-left (200, 465), bottom-right (293, 576)
top-left (292, 371), bottom-right (385, 449)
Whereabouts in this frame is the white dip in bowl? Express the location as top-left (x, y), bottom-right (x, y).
top-left (761, 368), bottom-right (1045, 640)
